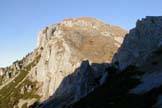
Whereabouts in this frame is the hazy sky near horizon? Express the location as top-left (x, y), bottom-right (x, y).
top-left (0, 0), bottom-right (162, 67)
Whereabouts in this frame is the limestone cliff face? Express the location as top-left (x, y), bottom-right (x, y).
top-left (33, 17), bottom-right (127, 101)
top-left (113, 16), bottom-right (162, 70)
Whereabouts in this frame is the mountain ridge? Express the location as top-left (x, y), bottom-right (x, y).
top-left (1, 16), bottom-right (162, 108)
top-left (0, 17), bottom-right (127, 108)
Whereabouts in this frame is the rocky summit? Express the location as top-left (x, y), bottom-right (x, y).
top-left (0, 17), bottom-right (127, 108)
top-left (1, 16), bottom-right (162, 108)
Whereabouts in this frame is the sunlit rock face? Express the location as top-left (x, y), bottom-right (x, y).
top-left (0, 68), bottom-right (5, 76)
top-left (41, 61), bottom-right (110, 108)
top-left (111, 16), bottom-right (162, 106)
top-left (34, 17), bottom-right (127, 100)
top-left (113, 16), bottom-right (162, 70)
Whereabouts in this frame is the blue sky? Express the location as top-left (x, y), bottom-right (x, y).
top-left (0, 0), bottom-right (162, 67)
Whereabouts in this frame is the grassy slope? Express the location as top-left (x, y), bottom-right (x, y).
top-left (0, 55), bottom-right (41, 108)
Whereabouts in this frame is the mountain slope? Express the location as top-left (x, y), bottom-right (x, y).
top-left (0, 52), bottom-right (41, 108)
top-left (1, 16), bottom-right (162, 108)
top-left (0, 17), bottom-right (127, 108)
top-left (69, 16), bottom-right (162, 108)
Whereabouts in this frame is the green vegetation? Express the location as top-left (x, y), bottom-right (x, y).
top-left (0, 55), bottom-right (41, 108)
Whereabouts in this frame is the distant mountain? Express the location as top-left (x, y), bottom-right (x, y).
top-left (0, 17), bottom-right (126, 108)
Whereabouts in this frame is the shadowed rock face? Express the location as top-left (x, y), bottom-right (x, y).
top-left (34, 17), bottom-right (127, 100)
top-left (39, 61), bottom-right (110, 108)
top-left (113, 16), bottom-right (162, 70)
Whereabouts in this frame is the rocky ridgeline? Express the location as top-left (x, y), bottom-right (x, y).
top-left (113, 16), bottom-right (162, 70)
top-left (0, 59), bottom-right (24, 85)
top-left (0, 48), bottom-right (41, 85)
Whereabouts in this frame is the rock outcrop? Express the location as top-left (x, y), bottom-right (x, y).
top-left (113, 16), bottom-right (162, 70)
top-left (0, 68), bottom-right (5, 76)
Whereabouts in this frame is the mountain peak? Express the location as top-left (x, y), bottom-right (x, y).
top-left (37, 17), bottom-right (127, 52)
top-left (34, 18), bottom-right (127, 102)
top-left (0, 17), bottom-right (127, 108)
